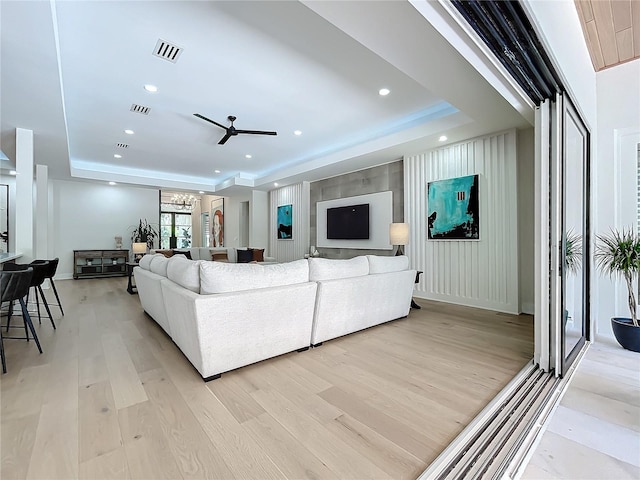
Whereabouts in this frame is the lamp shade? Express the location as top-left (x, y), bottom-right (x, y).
top-left (389, 223), bottom-right (409, 245)
top-left (132, 242), bottom-right (147, 254)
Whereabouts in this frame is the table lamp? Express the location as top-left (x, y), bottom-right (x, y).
top-left (389, 223), bottom-right (409, 256)
top-left (132, 242), bottom-right (147, 262)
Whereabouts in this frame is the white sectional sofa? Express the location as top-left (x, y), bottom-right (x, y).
top-left (133, 253), bottom-right (416, 381)
top-left (134, 254), bottom-right (316, 380)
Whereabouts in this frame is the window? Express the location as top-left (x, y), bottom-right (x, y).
top-left (160, 205), bottom-right (192, 249)
top-left (202, 212), bottom-right (210, 247)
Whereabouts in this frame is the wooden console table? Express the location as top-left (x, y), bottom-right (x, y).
top-left (73, 249), bottom-right (129, 279)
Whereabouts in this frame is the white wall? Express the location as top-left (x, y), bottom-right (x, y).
top-left (405, 129), bottom-right (519, 314)
top-left (524, 0), bottom-right (597, 129)
top-left (269, 182), bottom-right (310, 263)
top-left (52, 179), bottom-right (159, 278)
top-left (251, 190), bottom-right (269, 251)
top-left (594, 60), bottom-right (640, 339)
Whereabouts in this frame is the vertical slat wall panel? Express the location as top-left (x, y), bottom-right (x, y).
top-left (269, 182), bottom-right (310, 263)
top-left (405, 129), bottom-right (519, 314)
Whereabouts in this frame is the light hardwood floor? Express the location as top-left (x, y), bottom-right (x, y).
top-left (1, 277), bottom-right (533, 480)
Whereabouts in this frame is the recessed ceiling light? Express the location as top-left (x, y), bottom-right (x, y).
top-left (274, 182), bottom-right (278, 187)
top-left (439, 135), bottom-right (448, 142)
top-left (143, 84), bottom-right (158, 93)
top-left (294, 130), bottom-right (302, 136)
top-left (9, 170), bottom-right (17, 175)
top-left (214, 169), bottom-right (221, 174)
top-left (114, 154), bottom-right (122, 159)
top-left (124, 129), bottom-right (134, 135)
top-left (108, 181), bottom-right (116, 186)
top-left (378, 88), bottom-right (390, 96)
top-left (245, 154), bottom-right (252, 159)
top-left (199, 191), bottom-right (205, 194)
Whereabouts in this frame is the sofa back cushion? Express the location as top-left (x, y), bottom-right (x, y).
top-left (166, 257), bottom-right (201, 293)
top-left (308, 256), bottom-right (369, 281)
top-left (366, 255), bottom-right (409, 274)
top-left (200, 259), bottom-right (309, 294)
top-left (138, 253), bottom-right (159, 270)
top-left (149, 254), bottom-right (170, 277)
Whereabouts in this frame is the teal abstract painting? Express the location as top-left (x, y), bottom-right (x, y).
top-left (427, 175), bottom-right (479, 240)
top-left (277, 204), bottom-right (293, 239)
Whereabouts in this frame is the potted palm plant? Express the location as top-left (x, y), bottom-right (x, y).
top-left (595, 228), bottom-right (640, 352)
top-left (130, 219), bottom-right (158, 251)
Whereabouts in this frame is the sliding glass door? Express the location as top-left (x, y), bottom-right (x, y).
top-left (561, 98), bottom-right (590, 372)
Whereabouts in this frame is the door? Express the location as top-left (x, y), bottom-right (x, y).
top-left (561, 97), bottom-right (590, 373)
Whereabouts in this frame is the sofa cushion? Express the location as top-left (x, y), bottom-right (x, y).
top-left (166, 257), bottom-right (201, 293)
top-left (173, 249), bottom-right (192, 259)
top-left (252, 248), bottom-right (265, 262)
top-left (138, 253), bottom-right (158, 270)
top-left (237, 249), bottom-right (254, 263)
top-left (149, 255), bottom-right (170, 277)
top-left (200, 259), bottom-right (309, 294)
top-left (366, 255), bottom-right (409, 274)
top-left (308, 256), bottom-right (369, 281)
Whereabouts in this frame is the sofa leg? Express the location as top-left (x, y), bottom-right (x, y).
top-left (204, 373), bottom-right (221, 382)
top-left (296, 346), bottom-right (309, 352)
top-left (312, 342), bottom-right (323, 348)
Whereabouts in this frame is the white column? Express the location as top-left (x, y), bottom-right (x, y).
top-left (15, 128), bottom-right (34, 261)
top-left (249, 190), bottom-right (268, 249)
top-left (35, 164), bottom-right (49, 259)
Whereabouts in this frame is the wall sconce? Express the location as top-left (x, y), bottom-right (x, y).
top-left (389, 223), bottom-right (409, 256)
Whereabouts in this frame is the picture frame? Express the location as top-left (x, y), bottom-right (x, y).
top-left (427, 174), bottom-right (479, 240)
top-left (210, 198), bottom-right (224, 247)
top-left (277, 204), bottom-right (293, 239)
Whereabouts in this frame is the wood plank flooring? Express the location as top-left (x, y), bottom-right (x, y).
top-left (1, 278), bottom-right (533, 479)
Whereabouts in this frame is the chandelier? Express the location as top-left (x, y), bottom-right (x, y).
top-left (171, 193), bottom-right (198, 211)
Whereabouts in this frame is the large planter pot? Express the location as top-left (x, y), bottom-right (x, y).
top-left (611, 317), bottom-right (640, 353)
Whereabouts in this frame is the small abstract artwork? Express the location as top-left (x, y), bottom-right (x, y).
top-left (0, 185), bottom-right (7, 252)
top-left (277, 204), bottom-right (293, 239)
top-left (427, 174), bottom-right (479, 240)
top-left (211, 198), bottom-right (224, 247)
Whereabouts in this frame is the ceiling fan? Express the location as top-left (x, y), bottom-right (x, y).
top-left (194, 114), bottom-right (277, 145)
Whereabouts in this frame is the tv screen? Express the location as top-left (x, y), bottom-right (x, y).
top-left (326, 204), bottom-right (370, 240)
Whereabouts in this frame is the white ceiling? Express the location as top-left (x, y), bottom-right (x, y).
top-left (0, 0), bottom-right (532, 194)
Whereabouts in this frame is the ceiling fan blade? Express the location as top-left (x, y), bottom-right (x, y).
top-left (218, 133), bottom-right (233, 145)
top-left (235, 129), bottom-right (278, 136)
top-left (194, 113), bottom-right (228, 131)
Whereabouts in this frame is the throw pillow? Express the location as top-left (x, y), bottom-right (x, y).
top-left (173, 250), bottom-right (192, 259)
top-left (237, 248), bottom-right (254, 263)
top-left (252, 248), bottom-right (265, 262)
top-left (156, 249), bottom-right (174, 258)
top-left (366, 255), bottom-right (409, 274)
top-left (212, 252), bottom-right (229, 262)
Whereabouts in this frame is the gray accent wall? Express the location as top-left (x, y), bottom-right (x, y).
top-left (310, 161), bottom-right (403, 259)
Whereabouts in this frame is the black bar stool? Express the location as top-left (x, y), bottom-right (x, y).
top-left (30, 258), bottom-right (64, 316)
top-left (3, 262), bottom-right (56, 330)
top-left (0, 266), bottom-right (43, 373)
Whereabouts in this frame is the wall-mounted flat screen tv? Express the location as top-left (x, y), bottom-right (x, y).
top-left (326, 203), bottom-right (370, 240)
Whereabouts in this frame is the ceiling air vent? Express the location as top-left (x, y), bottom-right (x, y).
top-left (130, 104), bottom-right (150, 115)
top-left (116, 143), bottom-right (129, 149)
top-left (153, 39), bottom-right (183, 63)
